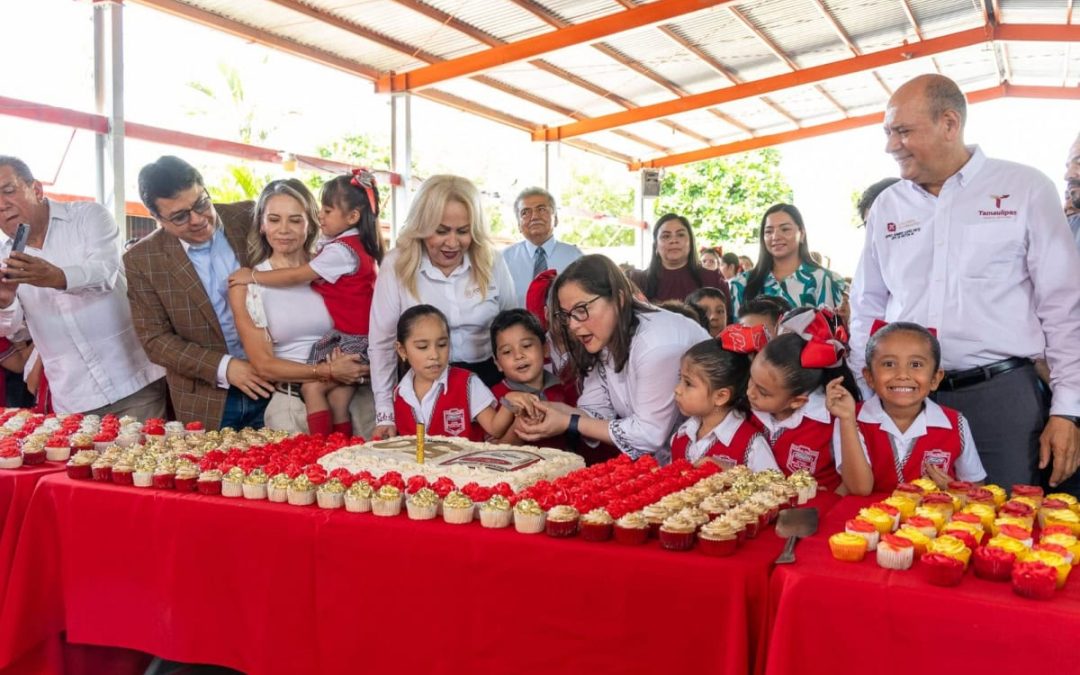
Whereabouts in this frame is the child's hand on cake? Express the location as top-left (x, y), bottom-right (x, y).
top-left (373, 424), bottom-right (397, 440)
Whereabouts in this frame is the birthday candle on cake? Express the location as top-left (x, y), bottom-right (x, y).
top-left (416, 423), bottom-right (425, 464)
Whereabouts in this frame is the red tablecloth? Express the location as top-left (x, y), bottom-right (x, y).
top-left (765, 495), bottom-right (1080, 675)
top-left (0, 464), bottom-right (65, 599)
top-left (0, 474), bottom-right (796, 675)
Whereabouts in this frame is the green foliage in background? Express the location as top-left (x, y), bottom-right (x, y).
top-left (652, 148), bottom-right (792, 247)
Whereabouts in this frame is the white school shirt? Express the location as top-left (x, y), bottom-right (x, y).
top-left (395, 367), bottom-right (496, 427)
top-left (673, 410), bottom-right (779, 471)
top-left (849, 146), bottom-right (1080, 416)
top-left (501, 236), bottom-right (583, 306)
top-left (831, 396), bottom-right (986, 482)
top-left (576, 310), bottom-right (710, 461)
top-left (752, 389), bottom-right (832, 444)
top-left (369, 247), bottom-right (517, 424)
top-left (308, 231), bottom-right (360, 283)
top-left (0, 200), bottom-right (165, 412)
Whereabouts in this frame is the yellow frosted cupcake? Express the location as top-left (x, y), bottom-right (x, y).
top-left (912, 477), bottom-right (938, 494)
top-left (983, 484), bottom-right (1007, 507)
top-left (927, 534), bottom-right (971, 567)
top-left (1046, 493), bottom-right (1078, 507)
top-left (1024, 549), bottom-right (1071, 589)
top-left (961, 503), bottom-right (996, 531)
top-left (883, 496), bottom-right (917, 523)
top-left (894, 526), bottom-right (932, 556)
top-left (914, 507), bottom-right (946, 533)
top-left (829, 532), bottom-right (868, 562)
top-left (942, 520), bottom-right (985, 546)
top-left (1041, 533), bottom-right (1080, 560)
top-left (1043, 508), bottom-right (1080, 535)
top-left (993, 515), bottom-right (1035, 535)
top-left (857, 507), bottom-right (895, 535)
top-left (987, 535), bottom-right (1029, 558)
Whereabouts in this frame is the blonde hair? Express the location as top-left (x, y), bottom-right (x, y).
top-left (394, 174), bottom-right (495, 299)
top-left (248, 179), bottom-right (321, 266)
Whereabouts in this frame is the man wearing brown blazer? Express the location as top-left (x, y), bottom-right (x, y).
top-left (126, 156), bottom-right (272, 430)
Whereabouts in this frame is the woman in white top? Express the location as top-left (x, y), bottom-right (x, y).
top-left (516, 254), bottom-right (710, 461)
top-left (369, 175), bottom-right (517, 439)
top-left (227, 179), bottom-right (367, 433)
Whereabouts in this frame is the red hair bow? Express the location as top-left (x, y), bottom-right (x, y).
top-left (350, 168), bottom-right (379, 217)
top-left (526, 269), bottom-right (558, 331)
top-left (870, 318), bottom-right (937, 337)
top-left (780, 308), bottom-right (849, 368)
top-left (718, 324), bottom-right (767, 354)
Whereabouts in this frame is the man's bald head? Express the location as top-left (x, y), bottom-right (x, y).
top-left (891, 74), bottom-right (967, 129)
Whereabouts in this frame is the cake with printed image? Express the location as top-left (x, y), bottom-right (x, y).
top-left (317, 436), bottom-right (585, 491)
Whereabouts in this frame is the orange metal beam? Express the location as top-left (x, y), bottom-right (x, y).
top-left (536, 23), bottom-right (1080, 142)
top-left (375, 0), bottom-right (740, 93)
top-left (628, 83), bottom-right (1078, 170)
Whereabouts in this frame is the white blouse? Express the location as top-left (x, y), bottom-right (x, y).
top-left (369, 247), bottom-right (518, 424)
top-left (577, 309), bottom-right (710, 461)
top-left (252, 260), bottom-right (332, 363)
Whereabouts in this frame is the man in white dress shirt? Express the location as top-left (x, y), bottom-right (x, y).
top-left (0, 156), bottom-right (166, 416)
top-left (849, 75), bottom-right (1080, 490)
top-left (501, 187), bottom-right (582, 306)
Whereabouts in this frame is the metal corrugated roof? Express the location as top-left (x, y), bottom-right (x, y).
top-left (132, 0), bottom-right (1079, 168)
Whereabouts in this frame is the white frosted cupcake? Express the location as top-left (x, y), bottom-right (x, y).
top-left (267, 473), bottom-right (290, 503)
top-left (287, 475), bottom-right (316, 506)
top-left (513, 498), bottom-right (546, 534)
top-left (406, 488), bottom-right (439, 520)
top-left (344, 481), bottom-right (374, 513)
top-left (442, 490), bottom-right (475, 524)
top-left (372, 485), bottom-right (403, 516)
top-left (479, 495), bottom-right (513, 528)
top-left (242, 470), bottom-right (268, 500)
top-left (316, 478), bottom-right (346, 509)
top-left (132, 458), bottom-right (155, 488)
top-left (221, 467), bottom-right (245, 498)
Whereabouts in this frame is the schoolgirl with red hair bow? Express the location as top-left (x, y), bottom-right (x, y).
top-left (825, 320), bottom-right (986, 495)
top-left (746, 307), bottom-right (861, 491)
top-left (670, 324), bottom-right (780, 471)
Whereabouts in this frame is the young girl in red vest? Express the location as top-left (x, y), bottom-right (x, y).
top-left (390, 305), bottom-right (523, 441)
top-left (747, 308), bottom-right (859, 491)
top-left (670, 325), bottom-right (778, 470)
top-left (826, 321), bottom-right (986, 495)
top-left (230, 170), bottom-right (383, 436)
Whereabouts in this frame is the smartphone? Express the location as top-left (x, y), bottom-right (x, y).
top-left (10, 223), bottom-right (29, 254)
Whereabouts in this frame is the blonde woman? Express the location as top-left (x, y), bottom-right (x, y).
top-left (368, 175), bottom-right (517, 439)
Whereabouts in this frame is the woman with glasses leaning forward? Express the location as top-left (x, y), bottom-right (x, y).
top-left (516, 255), bottom-right (710, 463)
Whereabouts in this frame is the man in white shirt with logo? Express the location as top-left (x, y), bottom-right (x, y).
top-left (501, 187), bottom-right (582, 306)
top-left (0, 156), bottom-right (166, 417)
top-left (850, 75), bottom-right (1080, 492)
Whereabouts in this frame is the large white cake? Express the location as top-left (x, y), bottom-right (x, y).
top-left (317, 436), bottom-right (585, 491)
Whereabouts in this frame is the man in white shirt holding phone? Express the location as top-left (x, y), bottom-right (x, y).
top-left (0, 156), bottom-right (166, 416)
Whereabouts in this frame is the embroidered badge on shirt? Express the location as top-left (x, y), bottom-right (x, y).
top-left (884, 219), bottom-right (921, 241)
top-left (443, 408), bottom-right (466, 436)
top-left (786, 444), bottom-right (819, 474)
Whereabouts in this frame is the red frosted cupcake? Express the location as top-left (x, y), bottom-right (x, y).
top-left (921, 553), bottom-right (965, 587)
top-left (1012, 561), bottom-right (1057, 600)
top-left (972, 545), bottom-right (1016, 582)
top-left (545, 505), bottom-right (580, 538)
top-left (1001, 501), bottom-right (1035, 518)
top-left (998, 523), bottom-right (1033, 548)
top-left (1012, 484), bottom-right (1044, 504)
top-left (613, 512), bottom-right (650, 545)
top-left (966, 487), bottom-right (995, 507)
top-left (580, 509), bottom-right (614, 542)
top-left (0, 444), bottom-right (23, 469)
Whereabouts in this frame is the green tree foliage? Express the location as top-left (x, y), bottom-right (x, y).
top-left (558, 168), bottom-right (636, 248)
top-left (651, 148), bottom-right (792, 246)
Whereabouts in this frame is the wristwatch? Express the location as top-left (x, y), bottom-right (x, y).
top-left (566, 413), bottom-right (581, 450)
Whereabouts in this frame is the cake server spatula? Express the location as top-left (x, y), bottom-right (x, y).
top-left (774, 507), bottom-right (818, 564)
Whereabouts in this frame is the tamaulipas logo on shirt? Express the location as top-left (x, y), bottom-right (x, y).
top-left (979, 194), bottom-right (1017, 218)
